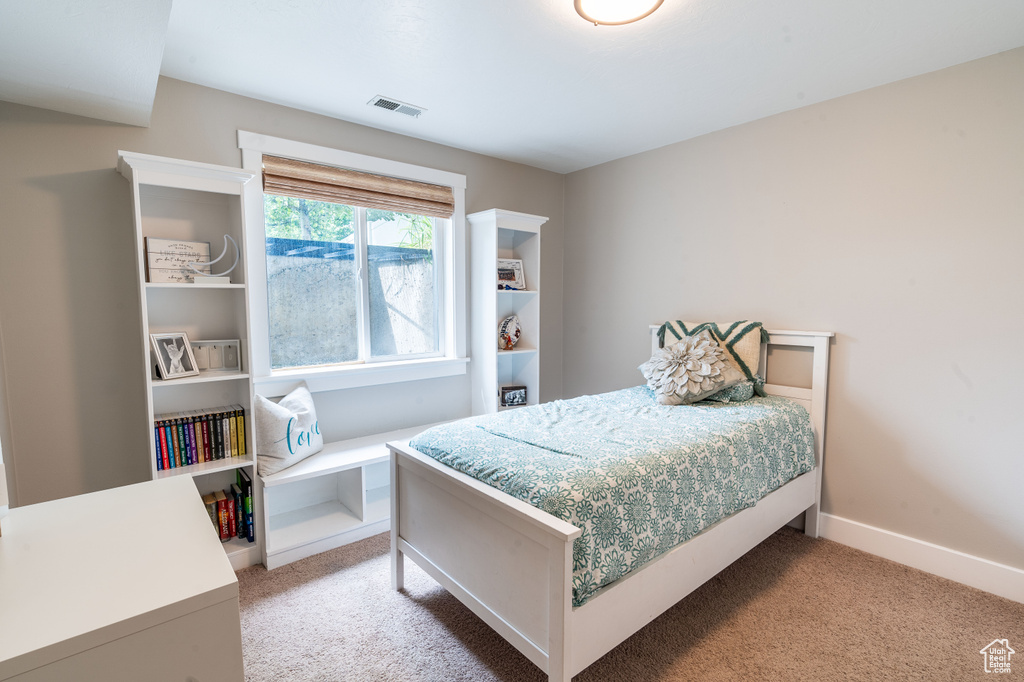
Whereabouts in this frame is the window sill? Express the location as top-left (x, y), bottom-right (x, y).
top-left (253, 356), bottom-right (469, 397)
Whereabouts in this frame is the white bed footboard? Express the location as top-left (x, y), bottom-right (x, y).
top-left (390, 443), bottom-right (580, 678)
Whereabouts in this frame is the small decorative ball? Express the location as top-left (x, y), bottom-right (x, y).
top-left (498, 315), bottom-right (521, 351)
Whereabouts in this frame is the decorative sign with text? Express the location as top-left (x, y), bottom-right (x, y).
top-left (145, 238), bottom-right (211, 283)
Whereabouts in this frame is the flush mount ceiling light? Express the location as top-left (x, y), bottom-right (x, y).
top-left (575, 0), bottom-right (664, 25)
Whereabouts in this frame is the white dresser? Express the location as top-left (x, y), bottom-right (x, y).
top-left (0, 476), bottom-right (244, 681)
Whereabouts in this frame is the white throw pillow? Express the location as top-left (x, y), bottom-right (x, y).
top-left (639, 332), bottom-right (746, 405)
top-left (255, 384), bottom-right (324, 476)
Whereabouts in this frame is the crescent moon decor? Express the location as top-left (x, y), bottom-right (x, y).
top-left (189, 234), bottom-right (239, 283)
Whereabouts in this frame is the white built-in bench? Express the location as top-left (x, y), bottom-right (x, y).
top-left (256, 424), bottom-right (439, 569)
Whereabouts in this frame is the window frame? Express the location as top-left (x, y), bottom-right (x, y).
top-left (238, 131), bottom-right (468, 396)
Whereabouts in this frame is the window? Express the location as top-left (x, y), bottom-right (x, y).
top-left (239, 132), bottom-right (467, 393)
top-left (263, 199), bottom-right (441, 368)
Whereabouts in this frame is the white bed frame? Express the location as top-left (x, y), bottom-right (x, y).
top-left (388, 329), bottom-right (832, 681)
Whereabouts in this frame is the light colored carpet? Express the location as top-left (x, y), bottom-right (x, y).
top-left (237, 528), bottom-right (1023, 681)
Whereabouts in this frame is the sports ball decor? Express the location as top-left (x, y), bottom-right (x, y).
top-left (498, 315), bottom-right (521, 350)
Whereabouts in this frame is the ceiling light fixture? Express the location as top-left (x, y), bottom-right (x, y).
top-left (574, 0), bottom-right (663, 25)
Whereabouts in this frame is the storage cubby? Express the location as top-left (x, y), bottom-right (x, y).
top-left (146, 288), bottom-right (249, 339)
top-left (266, 468), bottom-right (364, 550)
top-left (469, 209), bottom-right (548, 414)
top-left (257, 425), bottom-right (431, 570)
top-left (193, 468), bottom-right (256, 556)
top-left (137, 185), bottom-right (248, 286)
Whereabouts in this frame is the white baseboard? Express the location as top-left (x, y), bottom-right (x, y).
top-left (819, 513), bottom-right (1024, 604)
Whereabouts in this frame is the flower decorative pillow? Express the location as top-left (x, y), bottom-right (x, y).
top-left (657, 320), bottom-right (767, 382)
top-left (639, 332), bottom-right (746, 405)
top-left (254, 383), bottom-right (324, 476)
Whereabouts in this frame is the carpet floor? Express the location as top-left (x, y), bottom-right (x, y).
top-left (237, 528), bottom-right (1022, 681)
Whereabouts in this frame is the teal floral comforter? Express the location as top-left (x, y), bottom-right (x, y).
top-left (410, 386), bottom-right (815, 606)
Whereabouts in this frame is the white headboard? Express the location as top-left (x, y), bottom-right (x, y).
top-left (648, 326), bottom-right (834, 535)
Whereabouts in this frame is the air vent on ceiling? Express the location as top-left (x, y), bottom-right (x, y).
top-left (368, 95), bottom-right (425, 118)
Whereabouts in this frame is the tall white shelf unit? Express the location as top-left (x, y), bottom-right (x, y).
top-left (118, 151), bottom-right (261, 570)
top-left (468, 209), bottom-right (547, 415)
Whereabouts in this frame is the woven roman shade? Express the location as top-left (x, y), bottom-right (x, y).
top-left (263, 155), bottom-right (455, 219)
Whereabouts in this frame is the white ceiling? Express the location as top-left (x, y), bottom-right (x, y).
top-left (3, 1), bottom-right (1024, 172)
top-left (0, 1), bottom-right (171, 126)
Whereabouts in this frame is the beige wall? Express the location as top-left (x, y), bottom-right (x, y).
top-left (563, 48), bottom-right (1024, 570)
top-left (0, 313), bottom-right (13, 506)
top-left (0, 77), bottom-right (565, 505)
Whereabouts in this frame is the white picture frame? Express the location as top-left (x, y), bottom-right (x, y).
top-left (151, 332), bottom-right (200, 380)
top-left (497, 258), bottom-right (526, 290)
top-left (189, 339), bottom-right (241, 373)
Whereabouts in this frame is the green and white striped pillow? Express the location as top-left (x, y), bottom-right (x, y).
top-left (658, 320), bottom-right (768, 382)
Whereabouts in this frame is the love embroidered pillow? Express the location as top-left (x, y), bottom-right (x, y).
top-left (254, 384), bottom-right (324, 476)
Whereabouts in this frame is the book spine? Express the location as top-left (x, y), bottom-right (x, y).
top-left (172, 416), bottom-right (184, 468)
top-left (231, 483), bottom-right (244, 539)
top-left (188, 412), bottom-right (198, 465)
top-left (213, 409), bottom-right (224, 459)
top-left (220, 409), bottom-right (230, 458)
top-left (229, 406), bottom-right (239, 458)
top-left (164, 423), bottom-right (175, 468)
top-left (191, 411), bottom-right (200, 465)
top-left (192, 411), bottom-right (203, 464)
top-left (202, 493), bottom-right (218, 534)
top-left (216, 491), bottom-right (229, 541)
top-left (238, 469), bottom-right (254, 543)
top-left (193, 414), bottom-right (201, 464)
top-left (154, 419), bottom-right (164, 471)
top-left (203, 411), bottom-right (214, 458)
top-left (226, 490), bottom-right (237, 538)
top-left (237, 407), bottom-right (246, 457)
top-left (182, 413), bottom-right (194, 466)
top-left (185, 409), bottom-right (194, 462)
top-left (158, 419), bottom-right (170, 471)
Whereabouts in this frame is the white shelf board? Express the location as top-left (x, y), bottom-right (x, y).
top-left (497, 346), bottom-right (538, 357)
top-left (151, 371), bottom-right (250, 387)
top-left (365, 486), bottom-right (390, 524)
top-left (497, 289), bottom-right (538, 296)
top-left (260, 423), bottom-right (442, 488)
top-left (267, 500), bottom-right (362, 553)
top-left (497, 403), bottom-right (535, 412)
top-left (155, 456), bottom-right (254, 480)
top-left (222, 536), bottom-right (259, 571)
top-left (145, 282), bottom-right (245, 290)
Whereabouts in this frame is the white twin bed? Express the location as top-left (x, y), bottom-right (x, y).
top-left (387, 327), bottom-right (832, 681)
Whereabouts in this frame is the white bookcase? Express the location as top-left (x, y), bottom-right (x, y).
top-left (118, 151), bottom-right (261, 570)
top-left (468, 209), bottom-right (548, 415)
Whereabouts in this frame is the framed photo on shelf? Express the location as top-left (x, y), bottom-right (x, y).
top-left (500, 385), bottom-right (527, 407)
top-left (497, 258), bottom-right (526, 290)
top-left (151, 332), bottom-right (200, 380)
top-left (189, 339), bottom-right (240, 373)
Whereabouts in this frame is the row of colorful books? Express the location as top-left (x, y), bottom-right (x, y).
top-left (153, 404), bottom-right (246, 471)
top-left (203, 468), bottom-right (255, 543)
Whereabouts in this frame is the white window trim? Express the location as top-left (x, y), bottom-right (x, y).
top-left (237, 130), bottom-right (468, 395)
